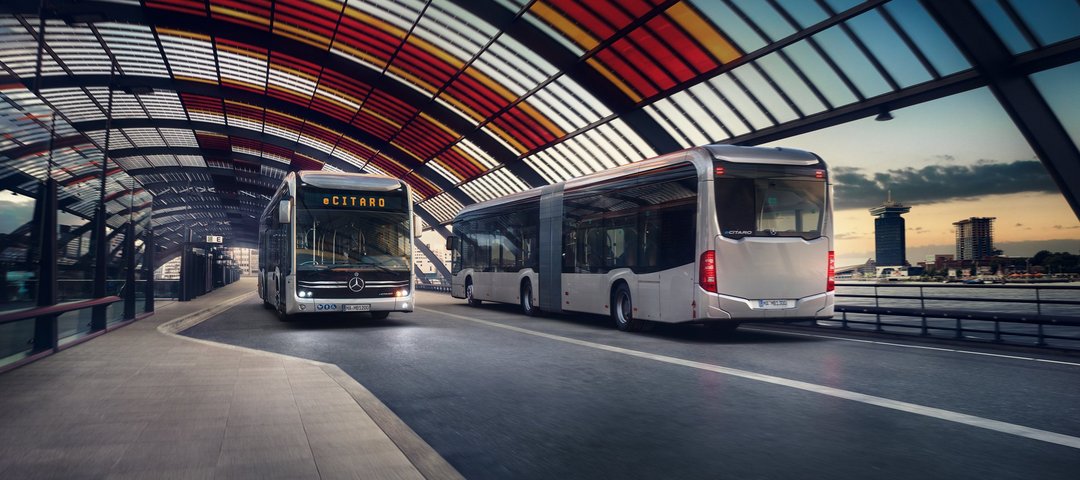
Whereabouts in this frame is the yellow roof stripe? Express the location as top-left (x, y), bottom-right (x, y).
top-left (667, 3), bottom-right (740, 63)
top-left (209, 5), bottom-right (270, 29)
top-left (528, 2), bottom-right (598, 50)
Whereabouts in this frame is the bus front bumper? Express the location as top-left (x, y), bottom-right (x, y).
top-left (286, 295), bottom-right (414, 315)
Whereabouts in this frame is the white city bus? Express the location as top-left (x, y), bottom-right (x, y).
top-left (446, 145), bottom-right (834, 331)
top-left (258, 171), bottom-right (416, 320)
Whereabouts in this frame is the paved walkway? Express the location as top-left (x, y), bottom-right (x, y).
top-left (0, 278), bottom-right (462, 480)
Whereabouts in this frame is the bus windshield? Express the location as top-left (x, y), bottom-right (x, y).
top-left (295, 188), bottom-right (410, 272)
top-left (715, 165), bottom-right (826, 240)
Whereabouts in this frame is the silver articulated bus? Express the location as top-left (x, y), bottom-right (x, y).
top-left (445, 145), bottom-right (834, 332)
top-left (258, 171), bottom-right (416, 320)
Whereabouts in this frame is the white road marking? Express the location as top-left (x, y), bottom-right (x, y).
top-left (419, 307), bottom-right (1080, 450)
top-left (742, 327), bottom-right (1080, 367)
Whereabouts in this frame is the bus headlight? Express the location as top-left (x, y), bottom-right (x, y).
top-left (395, 288), bottom-right (408, 297)
top-left (298, 290), bottom-right (312, 298)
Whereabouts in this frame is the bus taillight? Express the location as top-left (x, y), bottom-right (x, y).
top-left (700, 251), bottom-right (717, 293)
top-left (827, 251), bottom-right (835, 292)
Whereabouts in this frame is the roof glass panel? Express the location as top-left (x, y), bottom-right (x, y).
top-left (708, 72), bottom-right (770, 131)
top-left (971, 0), bottom-right (1034, 55)
top-left (459, 167), bottom-right (528, 202)
top-left (756, 52), bottom-right (826, 116)
top-left (418, 192), bottom-right (464, 224)
top-left (1006, 0), bottom-right (1080, 47)
top-left (0, 17), bottom-right (63, 77)
top-left (735, 64), bottom-right (798, 123)
top-left (1030, 61), bottom-right (1080, 152)
top-left (645, 99), bottom-right (700, 149)
top-left (138, 91), bottom-right (188, 120)
top-left (97, 23), bottom-right (169, 77)
top-left (122, 128), bottom-right (167, 147)
top-left (157, 29), bottom-right (219, 84)
top-left (773, 0), bottom-right (828, 29)
top-left (731, 0), bottom-right (795, 42)
top-left (695, 1), bottom-right (761, 53)
top-left (846, 9), bottom-right (931, 89)
top-left (884, 0), bottom-right (969, 76)
top-left (38, 22), bottom-right (112, 75)
top-left (782, 39), bottom-right (857, 108)
top-left (217, 44), bottom-right (269, 93)
top-left (159, 128), bottom-right (198, 147)
top-left (673, 90), bottom-right (732, 143)
top-left (813, 26), bottom-right (890, 99)
top-left (823, 0), bottom-right (863, 12)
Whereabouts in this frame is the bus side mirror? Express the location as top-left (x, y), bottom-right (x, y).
top-left (413, 215), bottom-right (423, 238)
top-left (445, 235), bottom-right (456, 251)
top-left (278, 200), bottom-right (291, 224)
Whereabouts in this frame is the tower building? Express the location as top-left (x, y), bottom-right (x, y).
top-left (953, 217), bottom-right (996, 261)
top-left (869, 192), bottom-right (911, 266)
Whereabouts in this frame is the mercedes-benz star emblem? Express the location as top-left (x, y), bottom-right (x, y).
top-left (348, 276), bottom-right (365, 293)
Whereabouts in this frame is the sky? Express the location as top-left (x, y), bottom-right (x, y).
top-left (765, 86), bottom-right (1080, 267)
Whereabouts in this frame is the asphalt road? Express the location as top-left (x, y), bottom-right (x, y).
top-left (183, 291), bottom-right (1080, 479)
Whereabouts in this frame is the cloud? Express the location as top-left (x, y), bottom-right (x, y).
top-left (834, 232), bottom-right (866, 240)
top-left (0, 199), bottom-right (35, 235)
top-left (833, 160), bottom-right (1059, 210)
top-left (1052, 225), bottom-right (1080, 230)
top-left (932, 154), bottom-right (956, 162)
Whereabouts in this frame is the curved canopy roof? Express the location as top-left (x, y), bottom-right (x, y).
top-left (1, 0), bottom-right (1078, 254)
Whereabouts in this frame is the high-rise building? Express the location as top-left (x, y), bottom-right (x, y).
top-left (953, 217), bottom-right (996, 260)
top-left (869, 192), bottom-right (910, 266)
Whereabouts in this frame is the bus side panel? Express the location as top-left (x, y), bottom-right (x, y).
top-left (634, 274), bottom-right (661, 320)
top-left (562, 273), bottom-right (607, 315)
top-left (658, 264), bottom-right (695, 322)
top-left (489, 271), bottom-right (520, 304)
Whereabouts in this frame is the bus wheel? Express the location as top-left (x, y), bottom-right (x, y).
top-left (612, 284), bottom-right (644, 332)
top-left (466, 279), bottom-right (481, 306)
top-left (520, 280), bottom-right (538, 316)
top-left (370, 311), bottom-right (389, 320)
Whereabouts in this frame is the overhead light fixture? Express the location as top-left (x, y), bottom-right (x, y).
top-left (875, 108), bottom-right (894, 122)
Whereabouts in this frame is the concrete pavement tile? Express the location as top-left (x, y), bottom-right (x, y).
top-left (214, 459), bottom-right (320, 480)
top-left (216, 443), bottom-right (314, 467)
top-left (105, 466), bottom-right (216, 480)
top-left (313, 454), bottom-right (423, 480)
top-left (111, 439), bottom-right (223, 472)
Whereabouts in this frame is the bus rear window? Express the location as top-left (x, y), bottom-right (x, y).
top-left (715, 177), bottom-right (825, 239)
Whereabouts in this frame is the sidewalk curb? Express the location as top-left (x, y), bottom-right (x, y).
top-left (158, 287), bottom-right (464, 480)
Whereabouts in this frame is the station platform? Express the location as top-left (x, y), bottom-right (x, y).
top-left (0, 278), bottom-right (461, 480)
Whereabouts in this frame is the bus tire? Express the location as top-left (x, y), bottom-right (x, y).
top-left (520, 279), bottom-right (539, 316)
top-left (466, 278), bottom-right (481, 306)
top-left (370, 311), bottom-right (389, 320)
top-left (612, 283), bottom-right (644, 332)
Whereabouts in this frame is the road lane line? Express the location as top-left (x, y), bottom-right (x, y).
top-left (742, 327), bottom-right (1080, 367)
top-left (419, 307), bottom-right (1080, 450)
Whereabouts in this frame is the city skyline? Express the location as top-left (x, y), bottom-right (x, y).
top-left (764, 87), bottom-right (1080, 267)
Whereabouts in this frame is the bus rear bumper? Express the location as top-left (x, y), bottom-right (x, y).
top-left (702, 291), bottom-right (834, 322)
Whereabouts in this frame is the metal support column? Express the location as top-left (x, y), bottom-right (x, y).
top-left (90, 64), bottom-right (116, 330)
top-left (144, 228), bottom-right (155, 313)
top-left (123, 220), bottom-right (136, 320)
top-left (32, 178), bottom-right (58, 353)
top-left (178, 226), bottom-right (190, 302)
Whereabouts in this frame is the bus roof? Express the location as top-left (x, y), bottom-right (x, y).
top-left (296, 170), bottom-right (407, 192)
top-left (704, 145), bottom-right (821, 166)
top-left (454, 144), bottom-right (823, 219)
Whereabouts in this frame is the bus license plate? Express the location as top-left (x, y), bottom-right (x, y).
top-left (758, 299), bottom-right (795, 309)
top-left (344, 304), bottom-right (370, 312)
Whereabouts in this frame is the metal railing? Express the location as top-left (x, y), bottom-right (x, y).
top-left (415, 283), bottom-right (452, 293)
top-left (0, 296), bottom-right (137, 373)
top-left (824, 282), bottom-right (1080, 350)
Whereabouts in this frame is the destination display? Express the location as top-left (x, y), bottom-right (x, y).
top-left (302, 189), bottom-right (406, 211)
